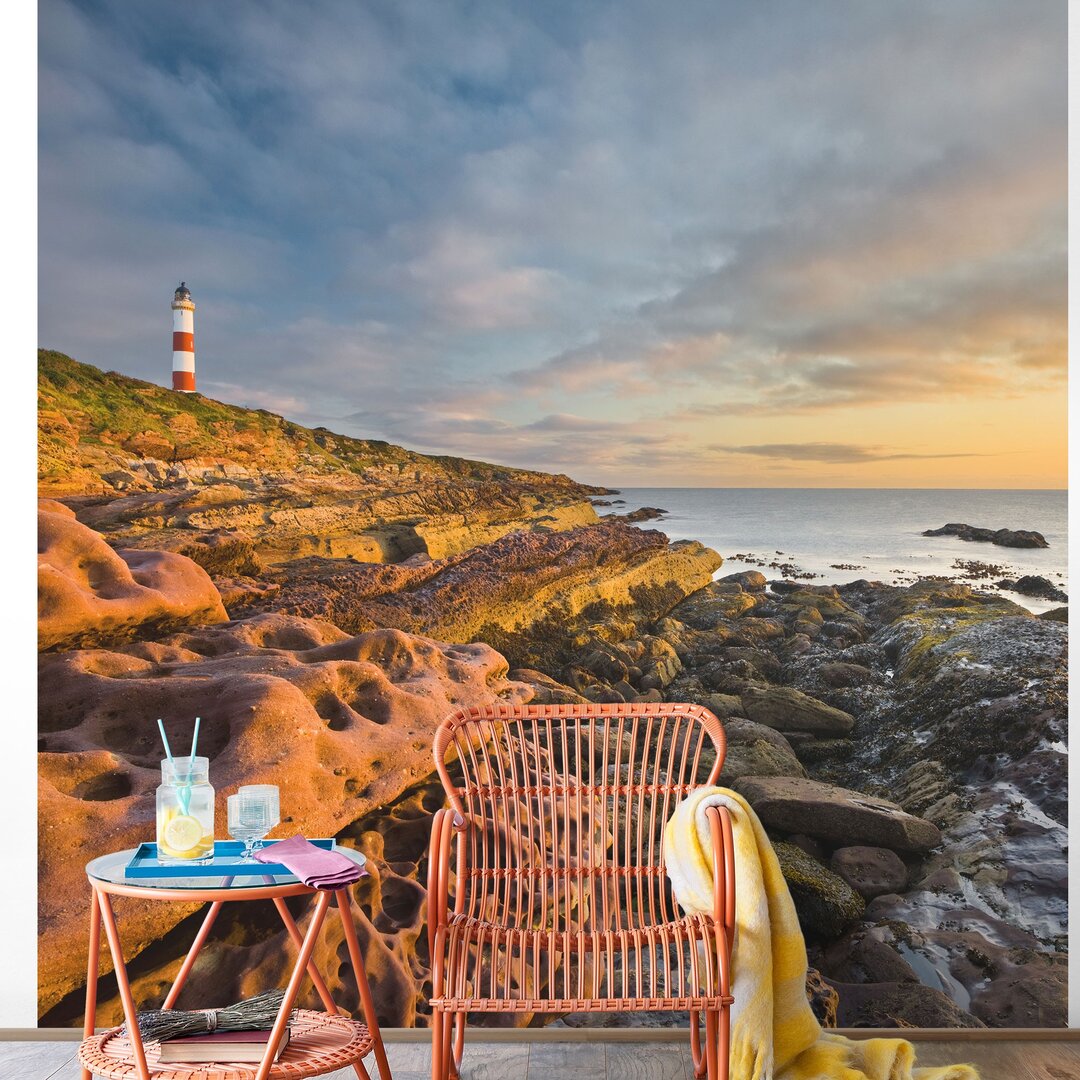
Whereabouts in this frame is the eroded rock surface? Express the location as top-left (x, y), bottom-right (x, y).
top-left (39, 502), bottom-right (228, 651)
top-left (37, 615), bottom-right (529, 1018)
top-left (241, 521), bottom-right (722, 672)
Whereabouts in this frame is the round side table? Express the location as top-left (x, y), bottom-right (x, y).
top-left (77, 847), bottom-right (393, 1080)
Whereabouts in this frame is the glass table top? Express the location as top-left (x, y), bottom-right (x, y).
top-left (86, 844), bottom-right (367, 890)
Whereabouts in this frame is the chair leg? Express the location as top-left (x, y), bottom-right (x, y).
top-left (447, 1010), bottom-right (464, 1080)
top-left (689, 1009), bottom-right (706, 1079)
top-left (717, 1005), bottom-right (730, 1080)
top-left (431, 1011), bottom-right (445, 1080)
top-left (703, 1009), bottom-right (718, 1080)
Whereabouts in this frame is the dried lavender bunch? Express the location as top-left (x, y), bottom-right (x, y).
top-left (121, 990), bottom-right (291, 1042)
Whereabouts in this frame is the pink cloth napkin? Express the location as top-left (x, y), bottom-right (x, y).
top-left (253, 835), bottom-right (367, 890)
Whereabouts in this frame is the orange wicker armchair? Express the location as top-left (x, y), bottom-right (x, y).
top-left (427, 702), bottom-right (735, 1080)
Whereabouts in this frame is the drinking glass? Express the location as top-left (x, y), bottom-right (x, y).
top-left (227, 785), bottom-right (280, 860)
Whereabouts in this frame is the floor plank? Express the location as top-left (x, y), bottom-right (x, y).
top-left (458, 1042), bottom-right (531, 1080)
top-left (0, 1042), bottom-right (76, 1080)
top-left (528, 1040), bottom-right (606, 1080)
top-left (606, 1041), bottom-right (688, 1080)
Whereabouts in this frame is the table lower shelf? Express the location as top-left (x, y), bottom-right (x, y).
top-left (77, 1009), bottom-right (374, 1079)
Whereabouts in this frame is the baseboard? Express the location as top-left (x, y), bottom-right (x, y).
top-left (7, 1026), bottom-right (1080, 1043)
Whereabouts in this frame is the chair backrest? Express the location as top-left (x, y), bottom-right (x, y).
top-left (433, 701), bottom-right (725, 932)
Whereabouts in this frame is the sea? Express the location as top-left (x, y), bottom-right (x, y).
top-left (611, 488), bottom-right (1068, 615)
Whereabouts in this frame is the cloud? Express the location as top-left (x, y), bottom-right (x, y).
top-left (713, 443), bottom-right (990, 465)
top-left (37, 0), bottom-right (1065, 484)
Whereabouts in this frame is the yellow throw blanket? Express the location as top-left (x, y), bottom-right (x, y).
top-left (664, 787), bottom-right (978, 1080)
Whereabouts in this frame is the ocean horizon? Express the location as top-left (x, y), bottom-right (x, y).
top-left (611, 487), bottom-right (1068, 613)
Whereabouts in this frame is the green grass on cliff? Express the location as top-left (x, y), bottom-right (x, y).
top-left (38, 350), bottom-right (596, 495)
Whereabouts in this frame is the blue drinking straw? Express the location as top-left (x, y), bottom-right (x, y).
top-left (183, 717), bottom-right (201, 817)
top-left (157, 718), bottom-right (175, 767)
top-left (157, 718), bottom-right (193, 816)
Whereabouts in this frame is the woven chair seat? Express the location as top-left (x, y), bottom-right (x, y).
top-left (78, 1009), bottom-right (373, 1080)
top-left (431, 910), bottom-right (732, 1013)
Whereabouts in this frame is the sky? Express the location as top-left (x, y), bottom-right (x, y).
top-left (38, 0), bottom-right (1066, 488)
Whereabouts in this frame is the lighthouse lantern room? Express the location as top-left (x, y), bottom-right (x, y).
top-left (171, 282), bottom-right (196, 392)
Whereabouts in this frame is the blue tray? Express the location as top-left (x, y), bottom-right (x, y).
top-left (125, 839), bottom-right (336, 879)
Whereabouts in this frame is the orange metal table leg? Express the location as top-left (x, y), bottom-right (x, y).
top-left (97, 890), bottom-right (150, 1080)
top-left (335, 888), bottom-right (393, 1080)
top-left (272, 897), bottom-right (340, 1016)
top-left (81, 890), bottom-right (101, 1080)
top-left (254, 889), bottom-right (332, 1080)
top-left (161, 900), bottom-right (224, 1010)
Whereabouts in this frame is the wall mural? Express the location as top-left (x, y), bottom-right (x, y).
top-left (38, 350), bottom-right (1066, 1030)
top-left (38, 0), bottom-right (1066, 1038)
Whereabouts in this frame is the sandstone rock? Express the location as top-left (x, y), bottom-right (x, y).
top-left (805, 968), bottom-right (839, 1027)
top-left (773, 841), bottom-right (864, 938)
top-left (718, 719), bottom-right (806, 784)
top-left (891, 760), bottom-right (952, 817)
top-left (263, 522), bottom-right (722, 674)
top-left (37, 614), bottom-right (531, 1016)
top-left (923, 523), bottom-right (1048, 549)
top-left (830, 846), bottom-right (908, 899)
top-left (616, 506), bottom-right (667, 523)
top-left (791, 737), bottom-right (854, 765)
top-left (38, 504), bottom-right (228, 652)
top-left (717, 570), bottom-right (767, 591)
top-left (215, 576), bottom-right (282, 613)
top-left (733, 776), bottom-right (942, 853)
top-left (786, 834), bottom-right (827, 862)
top-left (820, 926), bottom-right (919, 985)
top-left (671, 581), bottom-right (760, 629)
top-left (637, 636), bottom-right (682, 689)
top-left (727, 617), bottom-right (786, 646)
top-left (511, 669), bottom-right (590, 705)
top-left (969, 953), bottom-right (1069, 1027)
top-left (740, 686), bottom-right (855, 736)
top-left (819, 661), bottom-right (872, 688)
top-left (653, 617), bottom-right (735, 662)
top-left (694, 693), bottom-right (744, 719)
top-left (179, 529), bottom-right (263, 577)
top-left (768, 580), bottom-right (801, 594)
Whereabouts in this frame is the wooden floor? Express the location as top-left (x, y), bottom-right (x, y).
top-left (2, 1038), bottom-right (1079, 1080)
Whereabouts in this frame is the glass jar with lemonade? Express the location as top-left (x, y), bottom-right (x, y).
top-left (156, 755), bottom-right (214, 864)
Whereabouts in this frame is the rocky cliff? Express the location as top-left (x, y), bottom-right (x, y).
top-left (40, 349), bottom-right (601, 564)
top-left (38, 352), bottom-right (725, 1026)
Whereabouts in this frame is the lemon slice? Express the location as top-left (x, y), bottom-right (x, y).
top-left (163, 814), bottom-right (204, 854)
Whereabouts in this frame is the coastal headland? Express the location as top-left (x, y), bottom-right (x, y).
top-left (38, 351), bottom-right (1066, 1029)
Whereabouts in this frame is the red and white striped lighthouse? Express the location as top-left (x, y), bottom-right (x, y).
top-left (171, 282), bottom-right (196, 392)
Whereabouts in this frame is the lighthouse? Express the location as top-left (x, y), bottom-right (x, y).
top-left (171, 282), bottom-right (196, 392)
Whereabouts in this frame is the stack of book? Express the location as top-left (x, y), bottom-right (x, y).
top-left (158, 1026), bottom-right (290, 1063)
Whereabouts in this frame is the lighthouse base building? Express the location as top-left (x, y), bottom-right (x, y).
top-left (171, 282), bottom-right (196, 392)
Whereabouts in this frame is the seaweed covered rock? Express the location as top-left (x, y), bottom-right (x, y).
top-left (741, 686), bottom-right (855, 736)
top-left (774, 841), bottom-right (865, 938)
top-left (260, 521), bottom-right (721, 673)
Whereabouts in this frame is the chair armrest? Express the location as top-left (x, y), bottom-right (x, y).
top-left (704, 804), bottom-right (735, 959)
top-left (427, 808), bottom-right (467, 954)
